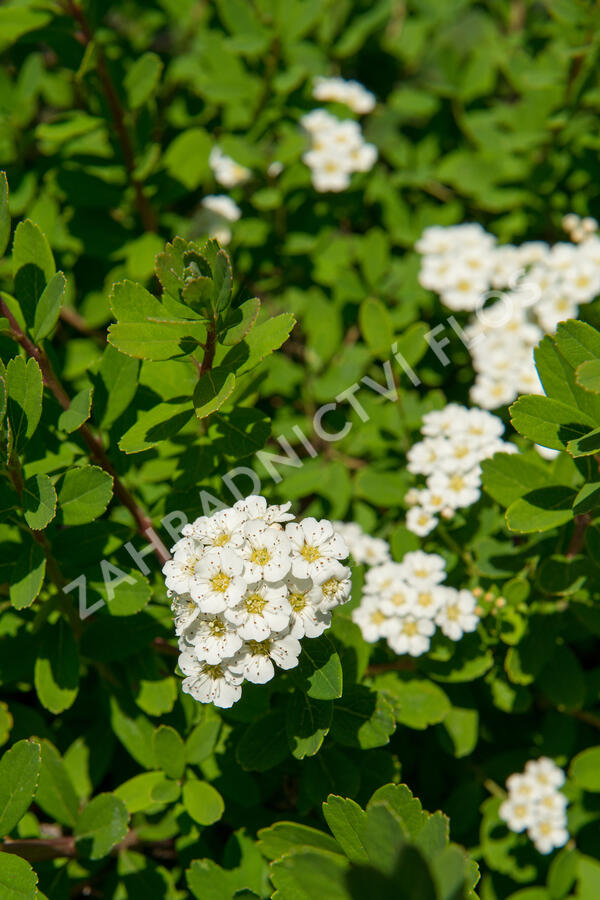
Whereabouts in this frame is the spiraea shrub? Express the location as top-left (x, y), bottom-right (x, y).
top-left (2, 2), bottom-right (600, 899)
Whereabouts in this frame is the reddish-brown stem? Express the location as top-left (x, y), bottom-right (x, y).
top-left (63, 1), bottom-right (158, 233)
top-left (200, 322), bottom-right (217, 376)
top-left (1, 298), bottom-right (170, 564)
top-left (1, 832), bottom-right (175, 862)
top-left (566, 513), bottom-right (591, 559)
top-left (365, 659), bottom-right (417, 676)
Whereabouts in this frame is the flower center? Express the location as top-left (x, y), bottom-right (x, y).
top-left (413, 569), bottom-right (428, 578)
top-left (213, 532), bottom-right (229, 547)
top-left (245, 592), bottom-right (267, 614)
top-left (301, 544), bottom-right (321, 562)
top-left (289, 592), bottom-right (307, 611)
top-left (418, 592), bottom-right (432, 607)
top-left (371, 611), bottom-right (385, 624)
top-left (515, 804), bottom-right (528, 818)
top-left (251, 547), bottom-right (271, 566)
top-left (403, 621), bottom-right (418, 636)
top-left (247, 639), bottom-right (271, 656)
top-left (449, 475), bottom-right (466, 491)
top-left (209, 619), bottom-right (226, 636)
top-left (321, 578), bottom-right (339, 598)
top-left (202, 664), bottom-right (224, 679)
top-left (211, 572), bottom-right (231, 592)
top-left (446, 604), bottom-right (459, 621)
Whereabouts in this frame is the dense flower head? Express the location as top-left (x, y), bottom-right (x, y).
top-left (300, 109), bottom-right (377, 193)
top-left (312, 76), bottom-right (376, 113)
top-left (405, 404), bottom-right (514, 535)
top-left (351, 548), bottom-right (480, 657)
top-left (416, 220), bottom-right (600, 410)
top-left (198, 194), bottom-right (241, 245)
top-left (499, 758), bottom-right (569, 854)
top-left (163, 496), bottom-right (351, 707)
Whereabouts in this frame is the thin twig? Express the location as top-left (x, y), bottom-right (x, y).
top-left (1, 297), bottom-right (169, 564)
top-left (566, 513), bottom-right (591, 558)
top-left (366, 659), bottom-right (416, 675)
top-left (1, 831), bottom-right (176, 863)
top-left (63, 0), bottom-right (158, 233)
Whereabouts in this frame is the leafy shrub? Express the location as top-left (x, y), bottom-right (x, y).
top-left (2, 2), bottom-right (600, 899)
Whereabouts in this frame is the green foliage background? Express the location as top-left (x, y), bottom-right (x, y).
top-left (2, 1), bottom-right (600, 899)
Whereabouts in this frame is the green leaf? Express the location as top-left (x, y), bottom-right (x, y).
top-left (538, 644), bottom-right (585, 711)
top-left (124, 51), bottom-right (163, 109)
top-left (569, 746), bottom-right (600, 791)
top-left (576, 358), bottom-right (600, 393)
top-left (236, 711), bottom-right (289, 772)
top-left (32, 271), bottom-right (66, 342)
top-left (258, 822), bottom-right (341, 860)
top-left (270, 848), bottom-right (350, 900)
top-left (34, 618), bottom-right (80, 714)
top-left (292, 635), bottom-right (343, 701)
top-left (58, 465), bottom-right (113, 525)
top-left (94, 345), bottom-right (140, 429)
top-left (114, 772), bottom-right (175, 814)
top-left (58, 386), bottom-right (93, 433)
top-left (573, 481), bottom-right (600, 515)
top-left (34, 739), bottom-right (79, 827)
top-left (0, 852), bottom-right (38, 900)
top-left (118, 400), bottom-right (194, 453)
top-left (152, 725), bottom-right (185, 780)
top-left (481, 453), bottom-right (550, 507)
top-left (22, 473), bottom-right (57, 530)
top-left (321, 795), bottom-right (369, 862)
top-left (286, 692), bottom-right (332, 759)
top-left (0, 740), bottom-right (41, 837)
top-left (375, 675), bottom-right (450, 730)
top-left (535, 333), bottom-right (600, 421)
top-left (12, 219), bottom-right (56, 329)
top-left (0, 6), bottom-right (51, 52)
top-left (109, 696), bottom-right (155, 770)
top-left (163, 129), bottom-right (212, 190)
top-left (554, 319), bottom-right (600, 370)
top-left (0, 703), bottom-right (12, 748)
top-left (193, 368), bottom-right (236, 420)
top-left (6, 356), bottom-right (43, 452)
top-left (359, 297), bottom-right (394, 357)
top-left (506, 486), bottom-right (575, 533)
top-left (439, 707), bottom-right (479, 758)
top-left (330, 685), bottom-right (396, 749)
top-left (212, 248), bottom-right (233, 314)
top-left (220, 297), bottom-right (261, 345)
top-left (509, 395), bottom-right (593, 450)
top-left (220, 313), bottom-right (295, 377)
top-left (566, 426), bottom-right (600, 457)
top-left (0, 172), bottom-right (10, 258)
top-left (74, 793), bottom-right (129, 859)
top-left (9, 538), bottom-right (45, 609)
top-left (182, 780), bottom-right (224, 826)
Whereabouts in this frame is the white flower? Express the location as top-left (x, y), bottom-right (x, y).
top-left (189, 508), bottom-right (246, 551)
top-left (499, 797), bottom-right (536, 833)
top-left (286, 517), bottom-right (348, 579)
top-left (189, 549), bottom-right (246, 612)
top-left (162, 538), bottom-right (203, 595)
top-left (400, 551), bottom-right (446, 589)
top-left (233, 494), bottom-right (294, 524)
top-left (379, 581), bottom-right (418, 618)
top-left (225, 581), bottom-right (291, 640)
top-left (352, 599), bottom-right (389, 643)
top-left (528, 815), bottom-right (569, 855)
top-left (178, 649), bottom-right (244, 708)
top-left (184, 613), bottom-right (243, 664)
top-left (427, 468), bottom-right (481, 509)
top-left (387, 616), bottom-right (435, 657)
top-left (240, 521), bottom-right (292, 583)
top-left (308, 562), bottom-right (352, 612)
top-left (201, 194), bottom-right (241, 222)
top-left (209, 147), bottom-right (250, 187)
top-left (406, 506), bottom-right (438, 536)
top-left (287, 575), bottom-right (331, 639)
top-left (435, 589), bottom-right (479, 641)
top-left (238, 633), bottom-right (302, 683)
top-left (171, 592), bottom-right (203, 634)
top-left (525, 757), bottom-right (566, 793)
top-left (312, 76), bottom-right (375, 114)
top-left (412, 585), bottom-right (448, 619)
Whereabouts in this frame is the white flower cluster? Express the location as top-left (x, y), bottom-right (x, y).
top-left (404, 404), bottom-right (515, 536)
top-left (499, 758), bottom-right (569, 855)
top-left (200, 195), bottom-right (241, 246)
top-left (352, 549), bottom-right (479, 657)
top-left (162, 496), bottom-right (351, 708)
top-left (209, 147), bottom-right (250, 188)
top-left (416, 221), bottom-right (600, 409)
top-left (333, 520), bottom-right (391, 566)
top-left (300, 109), bottom-right (377, 193)
top-left (312, 76), bottom-right (376, 113)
